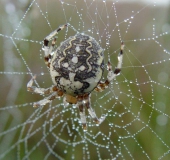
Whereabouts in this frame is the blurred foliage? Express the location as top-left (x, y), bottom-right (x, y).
top-left (0, 0), bottom-right (170, 159)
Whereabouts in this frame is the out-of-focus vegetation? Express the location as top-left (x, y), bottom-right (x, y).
top-left (0, 0), bottom-right (170, 159)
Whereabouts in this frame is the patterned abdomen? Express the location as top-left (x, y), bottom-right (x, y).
top-left (50, 33), bottom-right (104, 96)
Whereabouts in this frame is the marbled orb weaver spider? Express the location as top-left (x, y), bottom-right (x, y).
top-left (27, 24), bottom-right (124, 131)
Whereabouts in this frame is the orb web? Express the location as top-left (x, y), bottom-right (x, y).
top-left (0, 0), bottom-right (170, 159)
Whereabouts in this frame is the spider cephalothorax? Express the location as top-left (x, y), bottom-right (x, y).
top-left (27, 24), bottom-right (124, 131)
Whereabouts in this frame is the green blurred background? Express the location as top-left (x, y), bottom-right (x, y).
top-left (0, 0), bottom-right (170, 159)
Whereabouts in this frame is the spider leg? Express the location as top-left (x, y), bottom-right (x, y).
top-left (84, 94), bottom-right (105, 125)
top-left (44, 24), bottom-right (67, 42)
top-left (27, 75), bottom-right (64, 107)
top-left (44, 38), bottom-right (57, 68)
top-left (33, 92), bottom-right (58, 108)
top-left (43, 24), bottom-right (67, 68)
top-left (95, 42), bottom-right (124, 92)
top-left (77, 95), bottom-right (87, 131)
top-left (27, 75), bottom-right (60, 95)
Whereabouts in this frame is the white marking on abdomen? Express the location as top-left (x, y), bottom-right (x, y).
top-left (79, 65), bottom-right (86, 71)
top-left (75, 45), bottom-right (81, 52)
top-left (72, 56), bottom-right (78, 63)
top-left (63, 62), bottom-right (69, 68)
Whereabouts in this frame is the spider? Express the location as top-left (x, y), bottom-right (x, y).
top-left (27, 24), bottom-right (124, 131)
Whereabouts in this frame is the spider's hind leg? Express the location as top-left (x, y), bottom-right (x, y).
top-left (95, 42), bottom-right (124, 92)
top-left (43, 38), bottom-right (57, 68)
top-left (43, 24), bottom-right (68, 68)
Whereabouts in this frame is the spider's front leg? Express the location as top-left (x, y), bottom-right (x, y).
top-left (84, 94), bottom-right (105, 124)
top-left (77, 94), bottom-right (105, 131)
top-left (95, 42), bottom-right (124, 92)
top-left (27, 75), bottom-right (63, 107)
top-left (33, 92), bottom-right (58, 108)
top-left (43, 24), bottom-right (67, 68)
top-left (77, 95), bottom-right (87, 131)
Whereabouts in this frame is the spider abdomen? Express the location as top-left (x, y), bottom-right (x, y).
top-left (50, 33), bottom-right (104, 96)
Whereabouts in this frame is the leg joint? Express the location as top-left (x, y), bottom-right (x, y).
top-left (44, 39), bottom-right (49, 46)
top-left (114, 68), bottom-right (121, 74)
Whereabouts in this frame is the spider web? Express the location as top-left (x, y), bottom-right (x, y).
top-left (0, 0), bottom-right (170, 159)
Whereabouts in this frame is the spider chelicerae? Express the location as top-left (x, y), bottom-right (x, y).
top-left (27, 24), bottom-right (124, 131)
